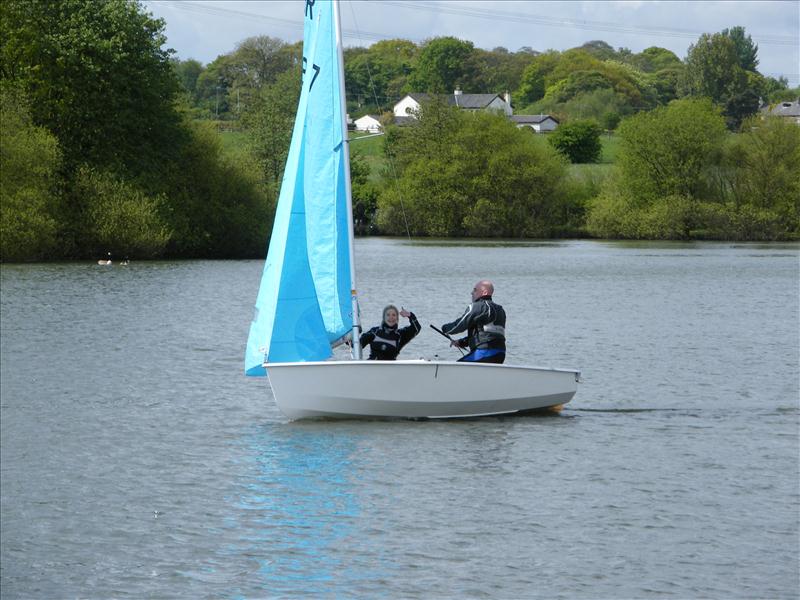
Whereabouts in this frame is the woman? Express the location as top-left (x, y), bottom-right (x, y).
top-left (360, 305), bottom-right (421, 360)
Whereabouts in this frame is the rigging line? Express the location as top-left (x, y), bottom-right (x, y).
top-left (380, 1), bottom-right (800, 45)
top-left (345, 0), bottom-right (413, 241)
top-left (157, 0), bottom-right (402, 44)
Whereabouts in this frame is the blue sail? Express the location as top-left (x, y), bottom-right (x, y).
top-left (245, 0), bottom-right (352, 376)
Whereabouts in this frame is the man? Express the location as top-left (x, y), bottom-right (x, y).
top-left (441, 280), bottom-right (506, 364)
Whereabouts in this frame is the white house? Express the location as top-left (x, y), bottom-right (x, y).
top-left (354, 114), bottom-right (382, 133)
top-left (510, 114), bottom-right (559, 132)
top-left (393, 89), bottom-right (513, 119)
top-left (761, 99), bottom-right (800, 125)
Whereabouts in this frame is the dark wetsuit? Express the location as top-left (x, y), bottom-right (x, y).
top-left (360, 313), bottom-right (421, 360)
top-left (441, 297), bottom-right (506, 363)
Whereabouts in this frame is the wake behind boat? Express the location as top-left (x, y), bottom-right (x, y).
top-left (244, 0), bottom-right (580, 420)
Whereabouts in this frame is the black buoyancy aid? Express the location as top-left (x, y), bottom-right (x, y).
top-left (360, 313), bottom-right (421, 360)
top-left (442, 298), bottom-right (506, 353)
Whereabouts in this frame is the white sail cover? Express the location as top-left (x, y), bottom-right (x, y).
top-left (245, 0), bottom-right (351, 376)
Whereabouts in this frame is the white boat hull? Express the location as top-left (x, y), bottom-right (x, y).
top-left (265, 360), bottom-right (580, 420)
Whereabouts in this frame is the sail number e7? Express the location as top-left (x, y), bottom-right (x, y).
top-left (302, 57), bottom-right (321, 91)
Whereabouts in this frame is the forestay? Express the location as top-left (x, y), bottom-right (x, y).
top-left (245, 0), bottom-right (352, 375)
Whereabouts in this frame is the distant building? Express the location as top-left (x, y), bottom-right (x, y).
top-left (761, 99), bottom-right (800, 124)
top-left (393, 89), bottom-right (513, 120)
top-left (354, 114), bottom-right (382, 133)
top-left (510, 114), bottom-right (560, 133)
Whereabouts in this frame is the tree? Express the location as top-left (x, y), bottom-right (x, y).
top-left (724, 116), bottom-right (800, 237)
top-left (515, 61), bottom-right (548, 106)
top-left (616, 98), bottom-right (727, 201)
top-left (550, 70), bottom-right (615, 103)
top-left (630, 47), bottom-right (682, 73)
top-left (408, 37), bottom-right (474, 93)
top-left (74, 167), bottom-right (171, 258)
top-left (244, 67), bottom-right (302, 190)
top-left (548, 120), bottom-right (603, 163)
top-left (173, 58), bottom-right (204, 97)
top-left (159, 118), bottom-right (272, 258)
top-left (0, 84), bottom-right (61, 261)
top-left (0, 0), bottom-right (180, 175)
top-left (579, 41), bottom-right (617, 61)
top-left (681, 31), bottom-right (760, 128)
top-left (464, 47), bottom-right (536, 97)
top-left (379, 108), bottom-right (569, 237)
top-left (721, 26), bottom-right (758, 72)
top-left (345, 39), bottom-right (417, 111)
top-left (762, 75), bottom-right (789, 102)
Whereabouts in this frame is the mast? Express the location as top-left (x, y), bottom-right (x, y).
top-left (333, 0), bottom-right (362, 359)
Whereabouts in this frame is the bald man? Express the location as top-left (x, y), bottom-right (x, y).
top-left (441, 280), bottom-right (506, 364)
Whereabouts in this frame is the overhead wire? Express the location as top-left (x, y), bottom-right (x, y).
top-left (154, 0), bottom-right (799, 84)
top-left (156, 0), bottom-right (798, 47)
top-left (380, 1), bottom-right (799, 46)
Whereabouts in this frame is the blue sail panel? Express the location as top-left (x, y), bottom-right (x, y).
top-left (245, 0), bottom-right (352, 376)
top-left (303, 0), bottom-right (352, 346)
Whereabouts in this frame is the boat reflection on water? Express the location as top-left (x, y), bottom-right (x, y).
top-left (223, 423), bottom-right (383, 596)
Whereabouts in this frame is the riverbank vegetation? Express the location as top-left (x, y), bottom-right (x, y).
top-left (1, 0), bottom-right (798, 261)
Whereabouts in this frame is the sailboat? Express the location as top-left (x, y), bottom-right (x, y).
top-left (245, 0), bottom-right (580, 420)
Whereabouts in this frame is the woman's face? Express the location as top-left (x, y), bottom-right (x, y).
top-left (384, 308), bottom-right (398, 327)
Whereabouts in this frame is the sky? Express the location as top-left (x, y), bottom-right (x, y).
top-left (144, 0), bottom-right (800, 86)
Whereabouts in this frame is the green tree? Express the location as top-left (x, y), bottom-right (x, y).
top-left (75, 167), bottom-right (171, 258)
top-left (579, 41), bottom-right (618, 61)
top-left (350, 152), bottom-right (379, 234)
top-left (550, 70), bottom-right (615, 103)
top-left (0, 84), bottom-right (61, 261)
top-left (616, 98), bottom-right (727, 200)
top-left (173, 58), bottom-right (204, 97)
top-left (680, 31), bottom-right (759, 128)
top-left (548, 119), bottom-right (603, 163)
top-left (724, 116), bottom-right (800, 237)
top-left (408, 37), bottom-right (474, 93)
top-left (463, 46), bottom-right (535, 97)
top-left (0, 0), bottom-right (180, 174)
top-left (721, 26), bottom-right (758, 71)
top-left (379, 108), bottom-right (569, 237)
top-left (382, 97), bottom-right (461, 174)
top-left (196, 54), bottom-right (235, 118)
top-left (244, 67), bottom-right (301, 190)
top-left (762, 75), bottom-right (789, 102)
top-left (630, 47), bottom-right (682, 73)
top-left (345, 39), bottom-right (417, 111)
top-left (651, 66), bottom-right (682, 104)
top-left (160, 119), bottom-right (272, 258)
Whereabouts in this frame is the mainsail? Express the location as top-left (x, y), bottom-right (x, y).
top-left (245, 0), bottom-right (353, 376)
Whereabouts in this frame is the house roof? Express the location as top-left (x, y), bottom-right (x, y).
top-left (405, 92), bottom-right (504, 109)
top-left (355, 114), bottom-right (381, 122)
top-left (510, 114), bottom-right (559, 124)
top-left (764, 100), bottom-right (800, 117)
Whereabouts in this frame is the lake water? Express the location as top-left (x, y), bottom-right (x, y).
top-left (1, 239), bottom-right (798, 599)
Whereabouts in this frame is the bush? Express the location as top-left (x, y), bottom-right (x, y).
top-left (724, 116), bottom-right (800, 238)
top-left (616, 98), bottom-right (727, 201)
top-left (378, 109), bottom-right (568, 237)
top-left (75, 167), bottom-right (172, 258)
top-left (158, 119), bottom-right (273, 258)
top-left (0, 84), bottom-right (61, 261)
top-left (548, 119), bottom-right (603, 163)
